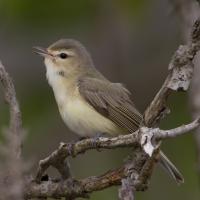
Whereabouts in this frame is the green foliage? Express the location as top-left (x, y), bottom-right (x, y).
top-left (0, 0), bottom-right (148, 27)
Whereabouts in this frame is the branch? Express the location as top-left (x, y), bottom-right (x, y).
top-left (26, 148), bottom-right (160, 199)
top-left (155, 117), bottom-right (200, 140)
top-left (0, 62), bottom-right (24, 199)
top-left (25, 17), bottom-right (200, 199)
top-left (136, 15), bottom-right (200, 188)
top-left (0, 62), bottom-right (22, 157)
top-left (119, 178), bottom-right (135, 200)
top-left (170, 0), bottom-right (200, 181)
top-left (26, 167), bottom-right (125, 199)
top-left (35, 133), bottom-right (140, 182)
top-left (144, 23), bottom-right (200, 126)
top-left (28, 118), bottom-right (199, 199)
top-left (141, 118), bottom-right (200, 156)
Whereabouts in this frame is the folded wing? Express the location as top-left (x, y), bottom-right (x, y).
top-left (78, 77), bottom-right (142, 133)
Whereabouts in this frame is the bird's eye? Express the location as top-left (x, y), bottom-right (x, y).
top-left (59, 53), bottom-right (68, 59)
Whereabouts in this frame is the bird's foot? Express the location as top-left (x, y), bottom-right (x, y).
top-left (66, 143), bottom-right (75, 157)
top-left (91, 133), bottom-right (107, 151)
top-left (66, 136), bottom-right (89, 156)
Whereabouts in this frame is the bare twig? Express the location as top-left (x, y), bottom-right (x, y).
top-left (0, 61), bottom-right (22, 157)
top-left (26, 147), bottom-right (152, 199)
top-left (155, 117), bottom-right (200, 139)
top-left (140, 118), bottom-right (200, 156)
top-left (119, 178), bottom-right (135, 200)
top-left (0, 62), bottom-right (24, 199)
top-left (190, 15), bottom-right (200, 183)
top-left (26, 167), bottom-right (124, 199)
top-left (144, 24), bottom-right (200, 126)
top-left (170, 0), bottom-right (200, 181)
top-left (30, 117), bottom-right (200, 198)
top-left (35, 133), bottom-right (140, 183)
top-left (138, 17), bottom-right (200, 189)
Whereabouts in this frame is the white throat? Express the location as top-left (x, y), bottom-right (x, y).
top-left (45, 58), bottom-right (60, 87)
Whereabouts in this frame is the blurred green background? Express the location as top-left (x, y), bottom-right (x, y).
top-left (0, 0), bottom-right (199, 199)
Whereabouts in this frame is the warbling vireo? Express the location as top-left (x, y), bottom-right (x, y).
top-left (34, 39), bottom-right (184, 184)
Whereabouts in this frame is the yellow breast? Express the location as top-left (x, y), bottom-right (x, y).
top-left (58, 91), bottom-right (122, 137)
top-left (45, 60), bottom-right (122, 137)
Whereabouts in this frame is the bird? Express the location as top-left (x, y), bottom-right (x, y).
top-left (34, 38), bottom-right (184, 184)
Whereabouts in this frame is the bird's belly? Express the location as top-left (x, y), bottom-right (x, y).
top-left (45, 64), bottom-right (121, 136)
top-left (58, 96), bottom-right (122, 137)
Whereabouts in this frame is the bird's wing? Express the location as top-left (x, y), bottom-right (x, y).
top-left (78, 77), bottom-right (142, 133)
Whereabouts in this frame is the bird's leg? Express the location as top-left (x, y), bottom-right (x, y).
top-left (91, 132), bottom-right (108, 151)
top-left (67, 133), bottom-right (107, 155)
top-left (66, 136), bottom-right (89, 156)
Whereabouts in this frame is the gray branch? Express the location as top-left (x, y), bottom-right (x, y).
top-left (170, 0), bottom-right (200, 181)
top-left (155, 117), bottom-right (200, 140)
top-left (27, 117), bottom-right (200, 199)
top-left (35, 133), bottom-right (140, 183)
top-left (0, 62), bottom-right (24, 200)
top-left (0, 62), bottom-right (23, 157)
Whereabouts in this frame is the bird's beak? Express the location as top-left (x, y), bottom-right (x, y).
top-left (33, 46), bottom-right (53, 58)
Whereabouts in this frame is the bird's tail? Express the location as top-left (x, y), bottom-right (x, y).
top-left (159, 151), bottom-right (184, 184)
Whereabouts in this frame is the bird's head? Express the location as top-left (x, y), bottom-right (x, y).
top-left (34, 39), bottom-right (94, 77)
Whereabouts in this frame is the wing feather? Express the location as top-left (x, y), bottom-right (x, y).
top-left (78, 77), bottom-right (142, 133)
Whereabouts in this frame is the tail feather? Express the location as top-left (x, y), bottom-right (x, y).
top-left (159, 151), bottom-right (184, 184)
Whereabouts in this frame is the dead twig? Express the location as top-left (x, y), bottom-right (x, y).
top-left (0, 62), bottom-right (24, 200)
